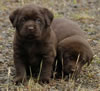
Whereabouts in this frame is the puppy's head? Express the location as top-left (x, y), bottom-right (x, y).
top-left (62, 50), bottom-right (81, 75)
top-left (9, 5), bottom-right (53, 40)
top-left (58, 36), bottom-right (93, 75)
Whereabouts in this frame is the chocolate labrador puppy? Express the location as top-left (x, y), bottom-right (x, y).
top-left (9, 4), bottom-right (57, 83)
top-left (52, 18), bottom-right (93, 78)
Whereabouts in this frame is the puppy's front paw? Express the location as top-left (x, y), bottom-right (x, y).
top-left (39, 77), bottom-right (50, 84)
top-left (14, 76), bottom-right (26, 84)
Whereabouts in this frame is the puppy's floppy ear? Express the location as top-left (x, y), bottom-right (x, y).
top-left (82, 54), bottom-right (93, 66)
top-left (87, 56), bottom-right (93, 66)
top-left (9, 8), bottom-right (20, 28)
top-left (43, 8), bottom-right (54, 28)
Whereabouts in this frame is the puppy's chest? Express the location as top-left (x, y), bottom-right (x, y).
top-left (23, 41), bottom-right (49, 58)
top-left (23, 44), bottom-right (42, 68)
top-left (24, 42), bottom-right (44, 58)
top-left (25, 43), bottom-right (40, 54)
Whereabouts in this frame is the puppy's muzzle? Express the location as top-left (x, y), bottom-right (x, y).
top-left (25, 21), bottom-right (36, 33)
top-left (27, 26), bottom-right (34, 32)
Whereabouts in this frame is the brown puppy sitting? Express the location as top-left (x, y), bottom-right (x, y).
top-left (52, 18), bottom-right (93, 78)
top-left (9, 5), bottom-right (57, 83)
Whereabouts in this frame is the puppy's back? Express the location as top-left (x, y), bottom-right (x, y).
top-left (52, 18), bottom-right (85, 42)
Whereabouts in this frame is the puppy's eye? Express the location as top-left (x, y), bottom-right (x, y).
top-left (21, 17), bottom-right (26, 23)
top-left (36, 18), bottom-right (41, 24)
top-left (70, 56), bottom-right (74, 60)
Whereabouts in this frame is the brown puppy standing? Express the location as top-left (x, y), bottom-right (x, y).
top-left (9, 5), bottom-right (57, 83)
top-left (52, 18), bottom-right (93, 78)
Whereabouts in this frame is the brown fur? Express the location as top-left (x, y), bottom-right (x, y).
top-left (52, 18), bottom-right (93, 78)
top-left (9, 4), bottom-right (57, 83)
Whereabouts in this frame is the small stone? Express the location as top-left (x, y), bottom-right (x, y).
top-left (97, 25), bottom-right (100, 30)
top-left (0, 58), bottom-right (4, 63)
top-left (96, 73), bottom-right (100, 77)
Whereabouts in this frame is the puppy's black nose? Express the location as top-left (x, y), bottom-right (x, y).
top-left (28, 26), bottom-right (34, 31)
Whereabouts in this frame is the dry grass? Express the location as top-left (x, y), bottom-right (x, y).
top-left (4, 54), bottom-right (94, 91)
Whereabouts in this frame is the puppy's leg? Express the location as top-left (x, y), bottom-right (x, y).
top-left (55, 49), bottom-right (63, 79)
top-left (14, 61), bottom-right (26, 84)
top-left (13, 46), bottom-right (27, 84)
top-left (40, 49), bottom-right (56, 83)
top-left (39, 57), bottom-right (54, 83)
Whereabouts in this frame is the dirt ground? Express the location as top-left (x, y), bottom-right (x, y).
top-left (0, 0), bottom-right (100, 91)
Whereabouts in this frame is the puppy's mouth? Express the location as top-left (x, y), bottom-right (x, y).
top-left (25, 34), bottom-right (41, 40)
top-left (20, 29), bottom-right (41, 40)
top-left (27, 35), bottom-right (34, 39)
